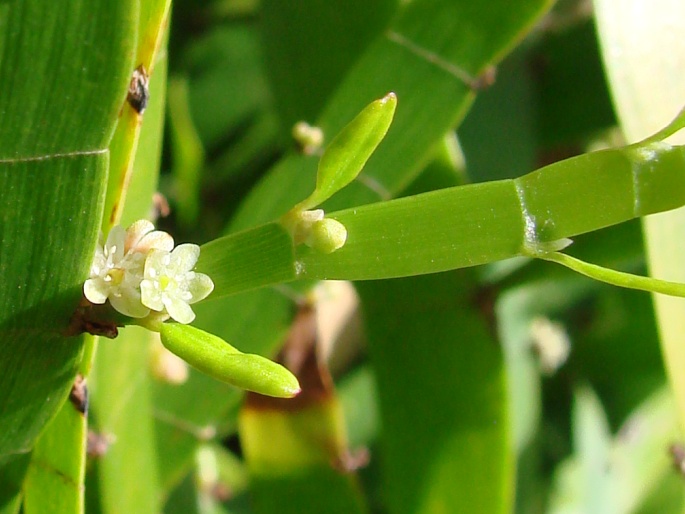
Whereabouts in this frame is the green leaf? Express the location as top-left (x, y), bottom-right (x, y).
top-left (0, 454), bottom-right (29, 514)
top-left (102, 0), bottom-right (171, 228)
top-left (88, 18), bottom-right (169, 511)
top-left (0, 0), bottom-right (137, 459)
top-left (168, 77), bottom-right (204, 228)
top-left (120, 36), bottom-right (169, 229)
top-left (0, 1), bottom-right (136, 158)
top-left (548, 388), bottom-right (680, 513)
top-left (296, 141), bottom-right (685, 281)
top-left (23, 390), bottom-right (87, 514)
top-left (196, 132), bottom-right (685, 301)
top-left (0, 155), bottom-right (105, 458)
top-left (160, 324), bottom-right (300, 398)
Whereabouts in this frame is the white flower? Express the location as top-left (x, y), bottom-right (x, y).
top-left (83, 221), bottom-right (174, 318)
top-left (124, 220), bottom-right (174, 254)
top-left (140, 244), bottom-right (214, 324)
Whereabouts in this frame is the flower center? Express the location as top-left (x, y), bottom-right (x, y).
top-left (159, 275), bottom-right (174, 291)
top-left (106, 268), bottom-right (125, 286)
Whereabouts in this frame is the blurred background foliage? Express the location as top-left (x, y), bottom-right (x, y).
top-left (3, 0), bottom-right (685, 512)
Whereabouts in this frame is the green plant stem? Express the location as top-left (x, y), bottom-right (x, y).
top-left (536, 252), bottom-right (685, 298)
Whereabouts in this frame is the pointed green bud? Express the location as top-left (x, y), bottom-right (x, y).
top-left (299, 92), bottom-right (397, 210)
top-left (160, 323), bottom-right (301, 398)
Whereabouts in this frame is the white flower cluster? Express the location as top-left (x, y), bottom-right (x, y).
top-left (83, 220), bottom-right (214, 324)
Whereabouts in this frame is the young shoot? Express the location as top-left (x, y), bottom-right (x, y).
top-left (281, 93), bottom-right (397, 254)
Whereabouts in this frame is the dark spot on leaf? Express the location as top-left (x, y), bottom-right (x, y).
top-left (670, 443), bottom-right (685, 477)
top-left (127, 64), bottom-right (150, 114)
top-left (87, 431), bottom-right (114, 458)
top-left (66, 297), bottom-right (122, 339)
top-left (69, 374), bottom-right (88, 415)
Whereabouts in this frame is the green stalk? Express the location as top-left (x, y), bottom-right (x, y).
top-left (534, 252), bottom-right (685, 298)
top-left (199, 134), bottom-right (685, 297)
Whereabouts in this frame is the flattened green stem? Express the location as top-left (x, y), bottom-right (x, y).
top-left (534, 251), bottom-right (685, 298)
top-left (199, 118), bottom-right (685, 297)
top-left (160, 324), bottom-right (300, 398)
top-left (103, 0), bottom-right (171, 229)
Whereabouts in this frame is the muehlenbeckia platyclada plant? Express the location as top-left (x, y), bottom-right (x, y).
top-left (77, 94), bottom-right (399, 399)
top-left (84, 219), bottom-right (214, 324)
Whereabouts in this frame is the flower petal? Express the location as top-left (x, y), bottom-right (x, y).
top-left (109, 290), bottom-right (150, 318)
top-left (124, 219), bottom-right (154, 252)
top-left (140, 279), bottom-right (164, 311)
top-left (105, 225), bottom-right (126, 261)
top-left (144, 249), bottom-right (171, 279)
top-left (187, 273), bottom-right (214, 304)
top-left (168, 244), bottom-right (200, 273)
top-left (136, 231), bottom-right (174, 253)
top-left (164, 296), bottom-right (195, 324)
top-left (83, 279), bottom-right (108, 304)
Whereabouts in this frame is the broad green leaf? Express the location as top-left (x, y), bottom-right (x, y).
top-left (23, 389), bottom-right (87, 514)
top-left (0, 155), bottom-right (106, 458)
top-left (160, 324), bottom-right (300, 398)
top-left (0, 455), bottom-right (29, 514)
top-left (0, 0), bottom-right (137, 459)
top-left (0, 2), bottom-right (135, 158)
top-left (27, 21), bottom-right (171, 514)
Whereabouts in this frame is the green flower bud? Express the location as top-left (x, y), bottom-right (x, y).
top-left (305, 218), bottom-right (348, 254)
top-left (160, 323), bottom-right (300, 398)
